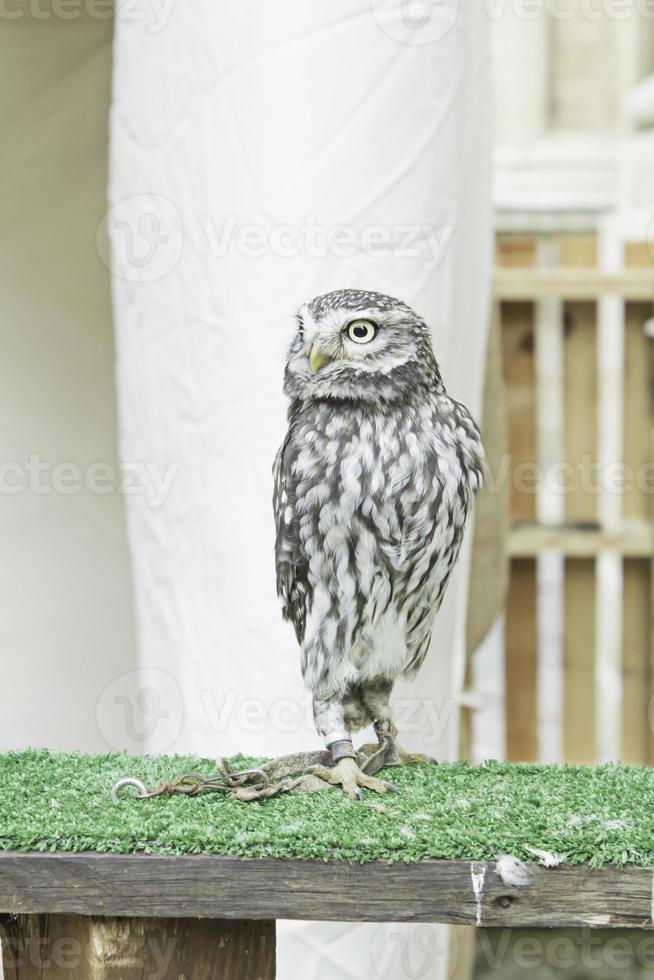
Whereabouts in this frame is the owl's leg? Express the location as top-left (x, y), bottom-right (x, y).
top-left (369, 721), bottom-right (438, 768)
top-left (357, 680), bottom-right (438, 774)
top-left (310, 694), bottom-right (398, 800)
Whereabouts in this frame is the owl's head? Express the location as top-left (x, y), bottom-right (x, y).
top-left (284, 288), bottom-right (443, 405)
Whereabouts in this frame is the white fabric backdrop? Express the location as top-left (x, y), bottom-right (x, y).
top-left (109, 2), bottom-right (492, 975)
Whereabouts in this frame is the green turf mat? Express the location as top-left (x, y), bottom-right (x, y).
top-left (1, 750), bottom-right (653, 866)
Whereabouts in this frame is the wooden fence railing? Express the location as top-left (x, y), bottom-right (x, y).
top-left (494, 230), bottom-right (653, 766)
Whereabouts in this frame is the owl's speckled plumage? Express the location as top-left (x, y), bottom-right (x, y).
top-left (273, 288), bottom-right (484, 753)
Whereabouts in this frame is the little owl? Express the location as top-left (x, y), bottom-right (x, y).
top-left (273, 289), bottom-right (484, 799)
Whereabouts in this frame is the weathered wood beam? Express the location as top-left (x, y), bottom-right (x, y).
top-left (0, 853), bottom-right (652, 929)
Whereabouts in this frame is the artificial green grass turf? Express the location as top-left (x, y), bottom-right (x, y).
top-left (1, 750), bottom-right (654, 866)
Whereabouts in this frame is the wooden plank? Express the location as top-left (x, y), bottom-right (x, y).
top-left (535, 239), bottom-right (564, 529)
top-left (502, 303), bottom-right (537, 524)
top-left (558, 235), bottom-right (597, 268)
top-left (508, 522), bottom-right (653, 557)
top-left (624, 242), bottom-right (654, 766)
top-left (559, 240), bottom-right (598, 768)
top-left (501, 272), bottom-right (538, 762)
top-left (534, 239), bottom-right (565, 763)
top-left (563, 559), bottom-right (596, 763)
top-left (564, 301), bottom-right (598, 524)
top-left (449, 925), bottom-right (476, 980)
top-left (496, 237), bottom-right (536, 268)
top-left (0, 853), bottom-right (652, 929)
top-left (506, 559), bottom-right (538, 762)
top-left (494, 268), bottom-right (654, 301)
top-left (595, 226), bottom-right (625, 763)
top-left (622, 301), bottom-right (653, 765)
top-left (624, 302), bottom-right (652, 524)
top-left (0, 914), bottom-right (275, 979)
top-left (622, 559), bottom-right (652, 765)
top-left (625, 242), bottom-right (654, 268)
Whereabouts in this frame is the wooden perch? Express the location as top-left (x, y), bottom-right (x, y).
top-left (0, 851), bottom-right (652, 927)
top-left (1, 852), bottom-right (651, 977)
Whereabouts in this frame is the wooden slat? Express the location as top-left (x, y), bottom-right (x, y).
top-left (624, 302), bottom-right (652, 523)
top-left (622, 300), bottom-right (653, 765)
top-left (535, 239), bottom-right (565, 763)
top-left (561, 269), bottom-right (599, 765)
top-left (558, 235), bottom-right (597, 268)
top-left (622, 559), bottom-right (653, 765)
top-left (564, 301), bottom-right (598, 524)
top-left (625, 242), bottom-right (654, 268)
top-left (624, 243), bottom-right (654, 766)
top-left (0, 853), bottom-right (652, 929)
top-left (496, 237), bottom-right (537, 268)
top-left (450, 925), bottom-right (476, 980)
top-left (494, 268), bottom-right (654, 301)
top-left (535, 240), bottom-right (564, 527)
top-left (501, 250), bottom-right (538, 763)
top-left (563, 559), bottom-right (596, 763)
top-left (502, 303), bottom-right (537, 524)
top-left (508, 522), bottom-right (653, 557)
top-left (595, 229), bottom-right (626, 763)
top-left (506, 559), bottom-right (538, 762)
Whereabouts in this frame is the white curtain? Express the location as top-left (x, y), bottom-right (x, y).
top-left (109, 2), bottom-right (492, 976)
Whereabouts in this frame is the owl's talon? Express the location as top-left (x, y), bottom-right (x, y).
top-left (305, 757), bottom-right (393, 800)
top-left (302, 764), bottom-right (324, 777)
top-left (366, 732), bottom-right (440, 771)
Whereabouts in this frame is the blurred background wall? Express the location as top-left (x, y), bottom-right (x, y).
top-left (0, 8), bottom-right (137, 751)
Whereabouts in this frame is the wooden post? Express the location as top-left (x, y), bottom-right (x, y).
top-left (0, 914), bottom-right (275, 980)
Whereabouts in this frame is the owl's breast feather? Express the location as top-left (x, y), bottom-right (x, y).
top-left (292, 394), bottom-right (483, 563)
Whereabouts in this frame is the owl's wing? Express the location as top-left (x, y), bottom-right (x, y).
top-left (401, 402), bottom-right (484, 673)
top-left (273, 433), bottom-right (309, 644)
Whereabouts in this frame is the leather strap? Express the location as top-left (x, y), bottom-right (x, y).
top-left (329, 739), bottom-right (357, 762)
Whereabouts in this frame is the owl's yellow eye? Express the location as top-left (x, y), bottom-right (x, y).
top-left (345, 319), bottom-right (377, 344)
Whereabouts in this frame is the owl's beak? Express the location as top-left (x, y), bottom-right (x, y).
top-left (309, 345), bottom-right (332, 374)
